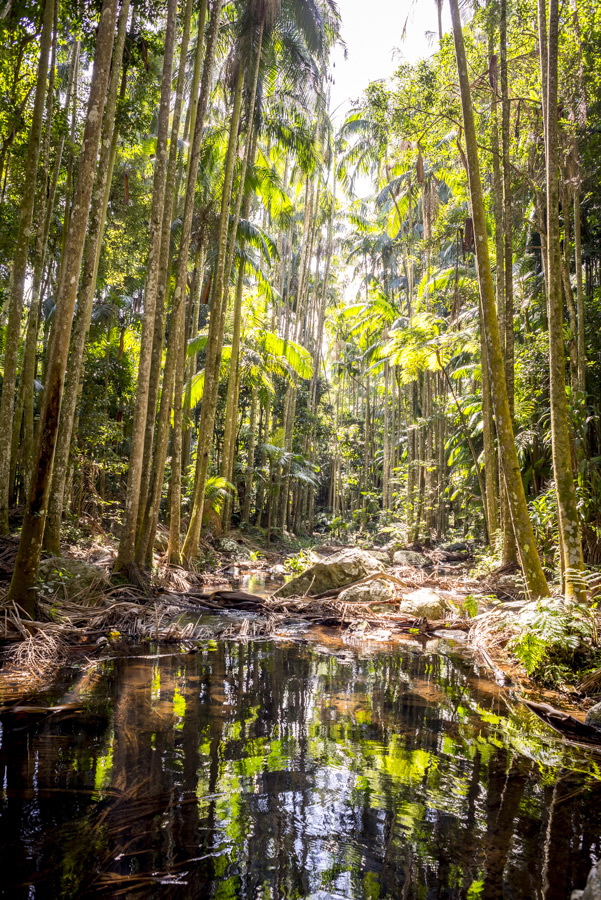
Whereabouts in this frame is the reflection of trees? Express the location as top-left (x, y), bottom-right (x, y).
top-left (1, 641), bottom-right (600, 898)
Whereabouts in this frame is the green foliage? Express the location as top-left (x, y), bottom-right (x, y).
top-left (204, 477), bottom-right (235, 515)
top-left (509, 598), bottom-right (598, 685)
top-left (284, 547), bottom-right (315, 574)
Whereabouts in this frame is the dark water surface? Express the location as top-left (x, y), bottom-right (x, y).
top-left (1, 635), bottom-right (600, 898)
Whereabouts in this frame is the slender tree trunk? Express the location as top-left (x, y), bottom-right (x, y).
top-left (489, 22), bottom-right (516, 562)
top-left (183, 25), bottom-right (263, 561)
top-left (450, 0), bottom-right (549, 598)
top-left (500, 0), bottom-right (515, 418)
top-left (220, 260), bottom-right (245, 530)
top-left (9, 11), bottom-right (57, 503)
top-left (181, 66), bottom-right (244, 560)
top-left (242, 387), bottom-right (258, 524)
top-left (138, 0), bottom-right (195, 533)
top-left (115, 0), bottom-right (178, 576)
top-left (137, 0), bottom-right (223, 565)
top-left (574, 189), bottom-right (586, 394)
top-left (43, 0), bottom-right (131, 554)
top-left (0, 0), bottom-right (55, 534)
top-left (6, 0), bottom-right (120, 612)
top-left (570, 0), bottom-right (586, 394)
top-left (480, 297), bottom-right (499, 543)
top-left (540, 0), bottom-right (585, 599)
top-left (220, 123), bottom-right (259, 530)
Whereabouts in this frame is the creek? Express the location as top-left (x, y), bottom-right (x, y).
top-left (0, 604), bottom-right (600, 898)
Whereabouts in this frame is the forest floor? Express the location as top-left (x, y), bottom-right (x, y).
top-left (0, 528), bottom-right (600, 736)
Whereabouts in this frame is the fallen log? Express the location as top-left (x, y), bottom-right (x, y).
top-left (520, 698), bottom-right (601, 745)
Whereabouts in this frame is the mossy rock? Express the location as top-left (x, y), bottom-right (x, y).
top-left (38, 557), bottom-right (110, 601)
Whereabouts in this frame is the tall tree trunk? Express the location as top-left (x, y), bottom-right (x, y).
top-left (480, 297), bottom-right (499, 543)
top-left (571, 0), bottom-right (587, 395)
top-left (43, 0), bottom-right (131, 555)
top-left (183, 24), bottom-right (263, 562)
top-left (539, 0), bottom-right (585, 599)
top-left (0, 0), bottom-right (55, 534)
top-left (220, 260), bottom-right (245, 531)
top-left (242, 387), bottom-right (258, 524)
top-left (138, 0), bottom-right (196, 533)
top-left (136, 0), bottom-right (223, 566)
top-left (115, 0), bottom-right (178, 577)
top-left (220, 123), bottom-right (259, 530)
top-left (6, 0), bottom-right (120, 613)
top-left (450, 0), bottom-right (549, 598)
top-left (489, 20), bottom-right (515, 562)
top-left (9, 8), bottom-right (57, 503)
top-left (500, 0), bottom-right (514, 418)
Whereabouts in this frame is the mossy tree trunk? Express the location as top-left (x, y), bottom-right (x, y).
top-left (450, 0), bottom-right (549, 598)
top-left (115, 0), bottom-right (178, 577)
top-left (539, 0), bottom-right (585, 599)
top-left (0, 0), bottom-right (55, 534)
top-left (43, 0), bottom-right (131, 555)
top-left (6, 0), bottom-right (120, 613)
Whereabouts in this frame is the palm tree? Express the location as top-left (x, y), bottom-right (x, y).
top-left (0, 0), bottom-right (55, 534)
top-left (114, 0), bottom-right (179, 579)
top-left (7, 0), bottom-right (121, 612)
top-left (538, 0), bottom-right (585, 598)
top-left (448, 0), bottom-right (548, 598)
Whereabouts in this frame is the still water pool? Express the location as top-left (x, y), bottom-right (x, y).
top-left (0, 635), bottom-right (599, 898)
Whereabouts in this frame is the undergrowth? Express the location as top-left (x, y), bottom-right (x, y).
top-left (509, 597), bottom-right (600, 686)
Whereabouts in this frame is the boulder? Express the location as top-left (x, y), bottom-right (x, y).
top-left (38, 557), bottom-right (110, 600)
top-left (216, 537), bottom-right (249, 561)
top-left (585, 702), bottom-right (601, 730)
top-left (393, 550), bottom-right (430, 568)
top-left (399, 588), bottom-right (447, 620)
top-left (571, 863), bottom-right (601, 900)
top-left (273, 548), bottom-right (385, 598)
top-left (338, 578), bottom-right (397, 604)
top-left (368, 549), bottom-right (391, 564)
top-left (217, 537), bottom-right (242, 554)
top-left (270, 564), bottom-right (287, 577)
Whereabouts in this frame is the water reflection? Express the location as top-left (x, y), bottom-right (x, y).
top-left (0, 639), bottom-right (599, 898)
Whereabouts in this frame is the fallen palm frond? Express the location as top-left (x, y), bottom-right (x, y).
top-left (578, 667), bottom-right (601, 694)
top-left (263, 592), bottom-right (468, 633)
top-left (0, 589), bottom-right (224, 700)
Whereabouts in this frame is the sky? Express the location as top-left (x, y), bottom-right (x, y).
top-left (329, 0), bottom-right (452, 123)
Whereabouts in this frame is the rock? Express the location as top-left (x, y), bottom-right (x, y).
top-left (273, 548), bottom-right (385, 598)
top-left (399, 588), bottom-right (447, 620)
top-left (270, 564), bottom-right (287, 577)
top-left (216, 537), bottom-right (249, 561)
top-left (392, 550), bottom-right (430, 568)
top-left (433, 629), bottom-right (467, 642)
top-left (571, 863), bottom-right (601, 900)
top-left (441, 541), bottom-right (469, 552)
top-left (217, 538), bottom-right (242, 554)
top-left (338, 578), bottom-right (397, 604)
top-left (368, 549), bottom-right (391, 564)
top-left (38, 557), bottom-right (110, 600)
top-left (585, 702), bottom-right (601, 730)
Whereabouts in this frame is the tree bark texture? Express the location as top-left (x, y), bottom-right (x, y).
top-left (0, 0), bottom-right (55, 534)
top-left (43, 0), bottom-right (131, 555)
top-left (115, 0), bottom-right (178, 574)
top-left (450, 0), bottom-right (549, 598)
top-left (541, 0), bottom-right (585, 598)
top-left (7, 0), bottom-right (120, 612)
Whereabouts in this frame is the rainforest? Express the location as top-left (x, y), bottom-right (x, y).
top-left (1, 0), bottom-right (601, 896)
